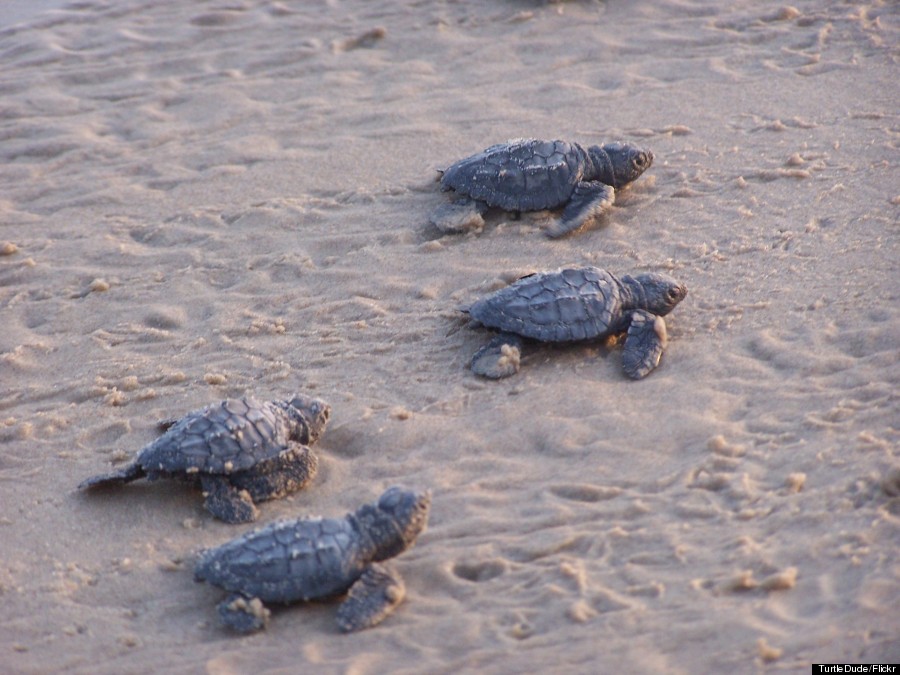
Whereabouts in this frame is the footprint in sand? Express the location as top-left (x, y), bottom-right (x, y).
top-left (451, 560), bottom-right (507, 583)
top-left (548, 484), bottom-right (623, 503)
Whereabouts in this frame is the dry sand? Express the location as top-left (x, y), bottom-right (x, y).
top-left (1, 1), bottom-right (898, 673)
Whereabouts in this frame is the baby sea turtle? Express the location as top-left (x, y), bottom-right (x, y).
top-left (430, 138), bottom-right (653, 237)
top-left (466, 266), bottom-right (687, 379)
top-left (78, 394), bottom-right (331, 524)
top-left (194, 486), bottom-right (432, 633)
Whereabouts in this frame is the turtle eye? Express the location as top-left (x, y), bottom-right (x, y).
top-left (633, 154), bottom-right (647, 168)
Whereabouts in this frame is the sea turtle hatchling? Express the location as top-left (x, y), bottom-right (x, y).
top-left (78, 394), bottom-right (331, 524)
top-left (194, 486), bottom-right (432, 633)
top-left (430, 138), bottom-right (653, 237)
top-left (465, 266), bottom-right (687, 380)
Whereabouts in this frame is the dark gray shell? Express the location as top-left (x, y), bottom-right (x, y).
top-left (137, 398), bottom-right (301, 476)
top-left (195, 515), bottom-right (366, 603)
top-left (441, 139), bottom-right (587, 212)
top-left (468, 267), bottom-right (625, 343)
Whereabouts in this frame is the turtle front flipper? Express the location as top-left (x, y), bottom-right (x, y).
top-left (217, 593), bottom-right (271, 633)
top-left (200, 474), bottom-right (259, 524)
top-left (335, 563), bottom-right (406, 633)
top-left (621, 309), bottom-right (668, 379)
top-left (547, 181), bottom-right (615, 238)
top-left (471, 333), bottom-right (523, 379)
top-left (429, 198), bottom-right (488, 234)
top-left (229, 444), bottom-right (319, 504)
top-left (78, 462), bottom-right (145, 489)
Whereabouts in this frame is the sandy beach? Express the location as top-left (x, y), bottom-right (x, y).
top-left (1, 1), bottom-right (898, 672)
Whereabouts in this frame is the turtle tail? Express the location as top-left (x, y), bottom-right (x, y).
top-left (78, 462), bottom-right (145, 490)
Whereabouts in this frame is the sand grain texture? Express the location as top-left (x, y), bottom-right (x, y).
top-left (1, 1), bottom-right (898, 673)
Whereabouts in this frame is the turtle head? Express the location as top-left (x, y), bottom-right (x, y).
top-left (589, 142), bottom-right (653, 189)
top-left (623, 273), bottom-right (687, 316)
top-left (357, 487), bottom-right (432, 561)
top-left (283, 394), bottom-right (331, 444)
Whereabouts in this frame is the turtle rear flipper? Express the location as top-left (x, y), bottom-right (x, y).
top-left (155, 416), bottom-right (181, 432)
top-left (335, 563), bottom-right (406, 633)
top-left (78, 462), bottom-right (145, 489)
top-left (429, 198), bottom-right (487, 234)
top-left (621, 309), bottom-right (668, 379)
top-left (471, 333), bottom-right (523, 380)
top-left (200, 474), bottom-right (259, 524)
top-left (217, 593), bottom-right (270, 633)
top-left (547, 182), bottom-right (615, 238)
